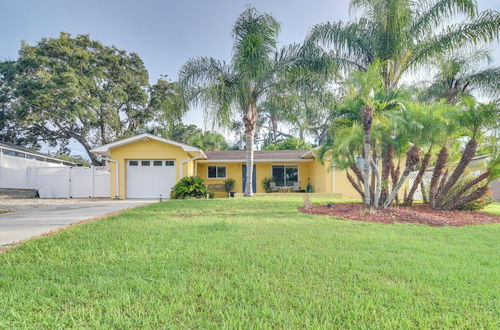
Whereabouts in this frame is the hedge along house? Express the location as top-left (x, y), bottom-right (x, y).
top-left (91, 133), bottom-right (359, 199)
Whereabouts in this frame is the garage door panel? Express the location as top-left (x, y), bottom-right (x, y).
top-left (127, 160), bottom-right (176, 199)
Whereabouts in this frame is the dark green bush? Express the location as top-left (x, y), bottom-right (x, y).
top-left (224, 178), bottom-right (235, 193)
top-left (262, 177), bottom-right (273, 193)
top-left (170, 176), bottom-right (214, 199)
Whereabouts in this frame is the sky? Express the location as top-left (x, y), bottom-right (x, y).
top-left (1, 0), bottom-right (499, 155)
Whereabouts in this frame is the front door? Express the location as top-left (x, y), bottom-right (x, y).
top-left (242, 164), bottom-right (256, 194)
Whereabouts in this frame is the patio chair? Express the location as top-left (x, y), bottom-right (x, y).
top-left (292, 181), bottom-right (301, 192)
top-left (269, 182), bottom-right (278, 192)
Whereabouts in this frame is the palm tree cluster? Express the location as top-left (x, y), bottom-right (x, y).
top-left (320, 62), bottom-right (499, 211)
top-left (179, 2), bottom-right (500, 203)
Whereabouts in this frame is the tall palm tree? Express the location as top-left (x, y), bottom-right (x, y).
top-left (179, 7), bottom-right (323, 196)
top-left (308, 0), bottom-right (500, 90)
top-left (423, 48), bottom-right (500, 104)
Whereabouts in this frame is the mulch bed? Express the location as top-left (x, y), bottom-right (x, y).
top-left (299, 203), bottom-right (500, 227)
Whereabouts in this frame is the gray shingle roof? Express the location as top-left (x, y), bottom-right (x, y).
top-left (204, 150), bottom-right (309, 161)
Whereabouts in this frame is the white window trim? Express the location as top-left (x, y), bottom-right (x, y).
top-left (271, 165), bottom-right (299, 187)
top-left (207, 165), bottom-right (227, 179)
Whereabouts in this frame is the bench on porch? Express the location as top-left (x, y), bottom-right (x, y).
top-left (207, 184), bottom-right (226, 192)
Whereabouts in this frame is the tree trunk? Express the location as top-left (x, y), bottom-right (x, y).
top-left (391, 162), bottom-right (401, 206)
top-left (243, 101), bottom-right (258, 197)
top-left (349, 164), bottom-right (364, 184)
top-left (371, 159), bottom-right (381, 208)
top-left (429, 146), bottom-right (448, 208)
top-left (79, 138), bottom-right (102, 166)
top-left (421, 180), bottom-right (429, 204)
top-left (361, 105), bottom-right (373, 211)
top-left (441, 171), bottom-right (490, 210)
top-left (434, 139), bottom-right (478, 207)
top-left (383, 146), bottom-right (421, 209)
top-left (403, 149), bottom-right (432, 206)
top-left (271, 115), bottom-right (278, 144)
top-left (347, 171), bottom-right (364, 199)
top-left (443, 185), bottom-right (488, 211)
top-left (380, 145), bottom-right (393, 204)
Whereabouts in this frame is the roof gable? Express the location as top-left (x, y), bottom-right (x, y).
top-left (90, 133), bottom-right (206, 157)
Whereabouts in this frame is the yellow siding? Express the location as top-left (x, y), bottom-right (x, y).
top-left (104, 138), bottom-right (377, 199)
top-left (108, 139), bottom-right (199, 199)
top-left (197, 161), bottom-right (330, 196)
top-left (334, 168), bottom-right (361, 199)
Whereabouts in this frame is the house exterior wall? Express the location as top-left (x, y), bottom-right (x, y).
top-left (196, 160), bottom-right (338, 196)
top-left (104, 137), bottom-right (375, 199)
top-left (107, 139), bottom-right (196, 199)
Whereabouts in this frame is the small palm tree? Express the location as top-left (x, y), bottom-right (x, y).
top-left (179, 7), bottom-right (322, 196)
top-left (424, 48), bottom-right (500, 104)
top-left (308, 0), bottom-right (500, 90)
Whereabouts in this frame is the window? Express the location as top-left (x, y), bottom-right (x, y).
top-left (208, 165), bottom-right (226, 178)
top-left (153, 161), bottom-right (163, 166)
top-left (2, 149), bottom-right (25, 158)
top-left (165, 160), bottom-right (175, 166)
top-left (141, 161), bottom-right (151, 166)
top-left (129, 160), bottom-right (139, 166)
top-left (272, 165), bottom-right (298, 186)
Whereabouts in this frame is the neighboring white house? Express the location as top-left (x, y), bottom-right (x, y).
top-left (0, 141), bottom-right (74, 190)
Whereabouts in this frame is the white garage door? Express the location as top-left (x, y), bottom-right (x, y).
top-left (126, 160), bottom-right (176, 199)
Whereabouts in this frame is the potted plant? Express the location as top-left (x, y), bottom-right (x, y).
top-left (224, 178), bottom-right (236, 197)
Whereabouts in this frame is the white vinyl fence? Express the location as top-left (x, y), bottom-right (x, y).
top-left (0, 151), bottom-right (68, 189)
top-left (29, 166), bottom-right (110, 198)
top-left (408, 169), bottom-right (482, 201)
top-left (407, 171), bottom-right (433, 201)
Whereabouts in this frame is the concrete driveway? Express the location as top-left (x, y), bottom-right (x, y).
top-left (0, 199), bottom-right (154, 248)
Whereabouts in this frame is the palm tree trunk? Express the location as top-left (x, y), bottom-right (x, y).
top-left (380, 145), bottom-right (393, 204)
top-left (349, 164), bottom-right (364, 184)
top-left (403, 148), bottom-right (432, 206)
top-left (361, 105), bottom-right (373, 211)
top-left (371, 159), bottom-right (381, 208)
top-left (243, 101), bottom-right (258, 197)
top-left (383, 146), bottom-right (421, 209)
top-left (434, 139), bottom-right (478, 208)
top-left (442, 186), bottom-right (489, 211)
top-left (441, 171), bottom-right (490, 210)
top-left (429, 146), bottom-right (448, 208)
top-left (421, 180), bottom-right (429, 204)
top-left (347, 171), bottom-right (364, 199)
top-left (391, 162), bottom-right (401, 206)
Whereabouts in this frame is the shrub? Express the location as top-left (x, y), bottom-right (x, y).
top-left (460, 190), bottom-right (494, 211)
top-left (170, 176), bottom-right (214, 199)
top-left (262, 177), bottom-right (273, 193)
top-left (223, 178), bottom-right (235, 193)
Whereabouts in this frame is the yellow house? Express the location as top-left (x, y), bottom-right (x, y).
top-left (91, 133), bottom-right (360, 199)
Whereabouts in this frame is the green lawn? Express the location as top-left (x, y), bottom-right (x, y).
top-left (0, 197), bottom-right (498, 328)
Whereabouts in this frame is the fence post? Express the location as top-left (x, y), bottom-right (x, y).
top-left (0, 148), bottom-right (3, 188)
top-left (68, 167), bottom-right (72, 198)
top-left (91, 166), bottom-right (95, 198)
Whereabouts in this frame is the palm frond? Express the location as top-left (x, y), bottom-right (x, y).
top-left (408, 10), bottom-right (500, 70)
top-left (307, 20), bottom-right (374, 68)
top-left (411, 0), bottom-right (477, 38)
top-left (232, 6), bottom-right (280, 80)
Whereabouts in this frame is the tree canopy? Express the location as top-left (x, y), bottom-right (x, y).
top-left (1, 33), bottom-right (186, 164)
